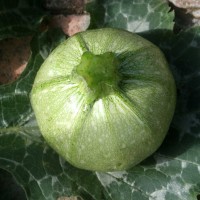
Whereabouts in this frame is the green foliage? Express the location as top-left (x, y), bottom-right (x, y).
top-left (87, 0), bottom-right (173, 31)
top-left (0, 0), bottom-right (46, 39)
top-left (0, 0), bottom-right (200, 199)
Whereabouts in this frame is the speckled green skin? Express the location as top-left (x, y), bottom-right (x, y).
top-left (31, 28), bottom-right (176, 172)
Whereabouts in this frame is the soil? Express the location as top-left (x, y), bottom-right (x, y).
top-left (0, 37), bottom-right (31, 84)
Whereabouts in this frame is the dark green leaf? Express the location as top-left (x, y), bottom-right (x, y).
top-left (87, 0), bottom-right (174, 32)
top-left (0, 0), bottom-right (46, 39)
top-left (0, 118), bottom-right (106, 200)
top-left (0, 168), bottom-right (26, 200)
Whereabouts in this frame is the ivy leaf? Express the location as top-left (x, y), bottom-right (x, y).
top-left (0, 0), bottom-right (46, 39)
top-left (87, 0), bottom-right (174, 32)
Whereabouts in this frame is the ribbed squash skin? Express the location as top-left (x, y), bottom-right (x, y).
top-left (31, 28), bottom-right (176, 172)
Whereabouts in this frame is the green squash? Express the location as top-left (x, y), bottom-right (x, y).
top-left (31, 28), bottom-right (176, 172)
